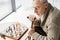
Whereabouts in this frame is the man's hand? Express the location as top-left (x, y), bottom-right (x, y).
top-left (28, 28), bottom-right (35, 36)
top-left (27, 15), bottom-right (36, 36)
top-left (27, 15), bottom-right (36, 22)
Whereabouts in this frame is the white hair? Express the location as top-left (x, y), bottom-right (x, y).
top-left (33, 0), bottom-right (48, 3)
top-left (40, 0), bottom-right (48, 3)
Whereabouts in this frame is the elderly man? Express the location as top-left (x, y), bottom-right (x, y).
top-left (28, 0), bottom-right (60, 40)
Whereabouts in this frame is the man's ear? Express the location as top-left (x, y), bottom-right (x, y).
top-left (44, 3), bottom-right (48, 8)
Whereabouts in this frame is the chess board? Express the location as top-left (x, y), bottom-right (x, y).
top-left (0, 22), bottom-right (28, 40)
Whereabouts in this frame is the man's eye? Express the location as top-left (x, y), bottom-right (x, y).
top-left (34, 6), bottom-right (40, 10)
top-left (33, 6), bottom-right (40, 10)
top-left (35, 8), bottom-right (38, 10)
top-left (35, 8), bottom-right (40, 10)
top-left (37, 6), bottom-right (40, 9)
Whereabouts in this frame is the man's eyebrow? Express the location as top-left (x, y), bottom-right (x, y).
top-left (33, 6), bottom-right (40, 8)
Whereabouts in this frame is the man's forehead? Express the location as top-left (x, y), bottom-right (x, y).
top-left (33, 0), bottom-right (40, 1)
top-left (33, 0), bottom-right (42, 5)
top-left (33, 0), bottom-right (42, 7)
top-left (33, 0), bottom-right (40, 3)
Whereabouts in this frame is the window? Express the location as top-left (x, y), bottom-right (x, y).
top-left (15, 0), bottom-right (22, 9)
top-left (0, 0), bottom-right (12, 21)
